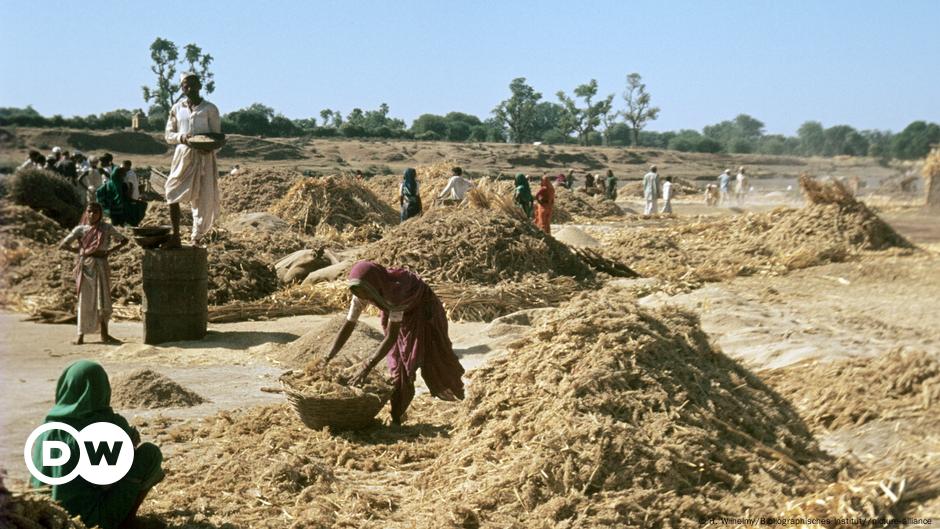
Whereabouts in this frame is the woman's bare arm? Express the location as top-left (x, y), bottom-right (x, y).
top-left (324, 320), bottom-right (357, 365)
top-left (350, 321), bottom-right (400, 386)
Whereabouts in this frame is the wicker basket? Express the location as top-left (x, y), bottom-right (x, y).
top-left (282, 382), bottom-right (392, 431)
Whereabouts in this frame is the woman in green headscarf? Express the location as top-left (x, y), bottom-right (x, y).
top-left (95, 166), bottom-right (146, 227)
top-left (30, 360), bottom-right (164, 529)
top-left (513, 173), bottom-right (534, 219)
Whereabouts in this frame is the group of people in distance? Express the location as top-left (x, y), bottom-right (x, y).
top-left (707, 166), bottom-right (751, 206)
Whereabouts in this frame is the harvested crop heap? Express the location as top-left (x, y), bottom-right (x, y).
top-left (139, 397), bottom-right (459, 528)
top-left (360, 207), bottom-right (594, 285)
top-left (416, 288), bottom-right (837, 527)
top-left (553, 187), bottom-right (622, 219)
top-left (5, 169), bottom-right (83, 228)
top-left (0, 201), bottom-right (65, 246)
top-left (603, 177), bottom-right (911, 286)
top-left (1, 218), bottom-right (312, 319)
top-left (110, 369), bottom-right (206, 409)
top-left (281, 351), bottom-right (391, 399)
top-left (0, 474), bottom-right (88, 529)
top-left (271, 176), bottom-right (397, 243)
top-left (269, 314), bottom-right (383, 368)
top-left (220, 167), bottom-right (299, 213)
top-left (760, 349), bottom-right (940, 431)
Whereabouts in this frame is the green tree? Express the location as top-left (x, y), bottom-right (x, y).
top-left (891, 121), bottom-right (940, 160)
top-left (493, 77), bottom-right (542, 143)
top-left (596, 94), bottom-right (617, 146)
top-left (622, 73), bottom-right (660, 146)
top-left (823, 125), bottom-right (868, 156)
top-left (183, 43), bottom-right (216, 94)
top-left (141, 38), bottom-right (179, 115)
top-left (556, 79), bottom-right (611, 146)
top-left (797, 121), bottom-right (826, 156)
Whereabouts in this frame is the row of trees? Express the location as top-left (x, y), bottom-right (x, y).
top-left (2, 37), bottom-right (938, 160)
top-left (3, 102), bottom-right (937, 161)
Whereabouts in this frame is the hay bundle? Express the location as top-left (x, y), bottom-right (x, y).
top-left (416, 287), bottom-right (836, 527)
top-left (800, 173), bottom-right (857, 205)
top-left (359, 207), bottom-right (594, 285)
top-left (271, 176), bottom-right (398, 243)
top-left (6, 169), bottom-right (83, 228)
top-left (760, 349), bottom-right (940, 431)
top-left (923, 146), bottom-right (940, 210)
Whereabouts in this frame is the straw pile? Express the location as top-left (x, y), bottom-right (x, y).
top-left (360, 207), bottom-right (594, 285)
top-left (110, 369), bottom-right (207, 409)
top-left (2, 226), bottom-right (312, 321)
top-left (416, 287), bottom-right (836, 527)
top-left (269, 315), bottom-right (383, 368)
top-left (0, 201), bottom-right (65, 245)
top-left (603, 179), bottom-right (911, 287)
top-left (553, 187), bottom-right (623, 219)
top-left (777, 469), bottom-right (940, 525)
top-left (271, 176), bottom-right (397, 243)
top-left (220, 167), bottom-right (300, 213)
top-left (138, 397), bottom-right (460, 528)
top-left (433, 275), bottom-right (580, 322)
top-left (760, 349), bottom-right (940, 431)
top-left (0, 476), bottom-right (88, 529)
top-left (6, 168), bottom-right (83, 228)
top-left (281, 352), bottom-right (391, 399)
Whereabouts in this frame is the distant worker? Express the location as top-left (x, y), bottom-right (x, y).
top-left (122, 160), bottom-right (140, 200)
top-left (164, 72), bottom-right (222, 248)
top-left (643, 165), bottom-right (660, 215)
top-left (735, 166), bottom-right (749, 204)
top-left (323, 261), bottom-right (465, 425)
top-left (584, 172), bottom-right (595, 190)
top-left (555, 172), bottom-right (566, 187)
top-left (18, 150), bottom-right (43, 171)
top-left (438, 166), bottom-right (475, 203)
top-left (56, 150), bottom-right (78, 184)
top-left (100, 153), bottom-right (115, 182)
top-left (82, 156), bottom-right (104, 203)
top-left (96, 165), bottom-right (147, 227)
top-left (565, 169), bottom-right (575, 190)
top-left (354, 169), bottom-right (363, 180)
top-left (29, 360), bottom-right (164, 528)
top-left (605, 169), bottom-right (618, 200)
top-left (230, 164), bottom-right (241, 176)
top-left (660, 175), bottom-right (674, 214)
top-left (705, 184), bottom-right (720, 207)
top-left (718, 169), bottom-right (732, 205)
top-left (58, 203), bottom-right (129, 345)
top-left (399, 167), bottom-right (422, 222)
top-left (534, 175), bottom-right (555, 234)
top-left (513, 173), bottom-right (534, 219)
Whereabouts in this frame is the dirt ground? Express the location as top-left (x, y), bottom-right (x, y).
top-left (1, 131), bottom-right (938, 523)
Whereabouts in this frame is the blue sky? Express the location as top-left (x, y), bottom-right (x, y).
top-left (1, 0), bottom-right (937, 135)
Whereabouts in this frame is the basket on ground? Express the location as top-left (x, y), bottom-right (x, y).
top-left (281, 380), bottom-right (393, 431)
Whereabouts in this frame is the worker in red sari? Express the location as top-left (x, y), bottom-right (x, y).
top-left (534, 175), bottom-right (555, 234)
top-left (323, 260), bottom-right (465, 425)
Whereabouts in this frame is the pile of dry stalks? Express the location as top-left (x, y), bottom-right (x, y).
top-left (360, 207), bottom-right (594, 285)
top-left (602, 177), bottom-right (911, 287)
top-left (220, 167), bottom-right (300, 213)
top-left (760, 349), bottom-right (940, 431)
top-left (415, 288), bottom-right (838, 527)
top-left (271, 176), bottom-right (398, 243)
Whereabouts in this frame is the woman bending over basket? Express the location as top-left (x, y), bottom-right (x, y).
top-left (323, 260), bottom-right (465, 425)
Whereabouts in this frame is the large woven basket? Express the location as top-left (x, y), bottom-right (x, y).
top-left (282, 381), bottom-right (392, 431)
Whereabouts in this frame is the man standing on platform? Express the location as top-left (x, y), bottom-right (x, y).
top-left (164, 72), bottom-right (221, 248)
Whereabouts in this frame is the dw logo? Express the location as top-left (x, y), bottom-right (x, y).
top-left (24, 422), bottom-right (134, 485)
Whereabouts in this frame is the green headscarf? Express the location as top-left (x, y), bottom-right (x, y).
top-left (30, 360), bottom-right (135, 489)
top-left (514, 173), bottom-right (533, 203)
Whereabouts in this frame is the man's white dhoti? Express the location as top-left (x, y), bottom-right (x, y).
top-left (165, 99), bottom-right (221, 242)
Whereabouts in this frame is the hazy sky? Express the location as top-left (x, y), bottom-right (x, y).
top-left (2, 0), bottom-right (938, 135)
